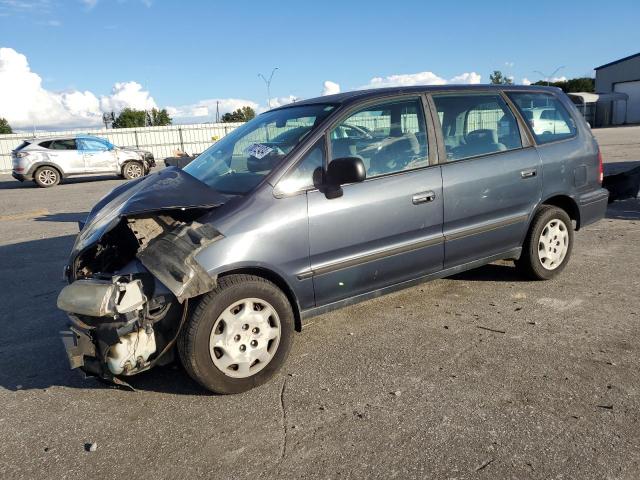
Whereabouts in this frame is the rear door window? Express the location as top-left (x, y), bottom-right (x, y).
top-left (507, 92), bottom-right (577, 144)
top-left (50, 139), bottom-right (78, 150)
top-left (432, 93), bottom-right (522, 161)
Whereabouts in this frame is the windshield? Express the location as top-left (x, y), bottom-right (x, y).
top-left (184, 104), bottom-right (335, 194)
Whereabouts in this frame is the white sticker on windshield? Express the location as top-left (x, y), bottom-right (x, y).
top-left (245, 143), bottom-right (273, 159)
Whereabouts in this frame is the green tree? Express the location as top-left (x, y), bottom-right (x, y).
top-left (0, 117), bottom-right (13, 134)
top-left (148, 108), bottom-right (172, 126)
top-left (532, 77), bottom-right (594, 93)
top-left (112, 108), bottom-right (146, 128)
top-left (113, 108), bottom-right (173, 128)
top-left (490, 70), bottom-right (513, 85)
top-left (222, 106), bottom-right (256, 123)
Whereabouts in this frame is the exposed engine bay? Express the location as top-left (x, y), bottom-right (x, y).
top-left (59, 206), bottom-right (222, 386)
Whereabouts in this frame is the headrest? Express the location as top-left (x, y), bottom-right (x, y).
top-left (466, 129), bottom-right (498, 145)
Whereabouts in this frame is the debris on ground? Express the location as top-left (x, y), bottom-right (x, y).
top-left (85, 442), bottom-right (97, 452)
top-left (475, 458), bottom-right (494, 471)
top-left (596, 404), bottom-right (614, 410)
top-left (476, 326), bottom-right (506, 334)
top-left (392, 390), bottom-right (402, 397)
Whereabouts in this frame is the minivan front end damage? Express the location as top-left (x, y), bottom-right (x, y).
top-left (57, 168), bottom-right (229, 385)
top-left (59, 216), bottom-right (221, 385)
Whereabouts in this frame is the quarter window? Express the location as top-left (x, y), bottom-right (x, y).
top-left (432, 94), bottom-right (522, 162)
top-left (507, 92), bottom-right (577, 144)
top-left (329, 98), bottom-right (429, 178)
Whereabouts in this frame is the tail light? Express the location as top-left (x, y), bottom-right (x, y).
top-left (598, 149), bottom-right (603, 184)
top-left (16, 151), bottom-right (29, 158)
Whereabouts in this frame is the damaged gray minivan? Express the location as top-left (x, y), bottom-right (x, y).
top-left (58, 85), bottom-right (609, 393)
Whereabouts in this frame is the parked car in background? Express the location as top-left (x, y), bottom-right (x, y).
top-left (11, 135), bottom-right (155, 187)
top-left (521, 108), bottom-right (573, 139)
top-left (57, 85), bottom-right (608, 394)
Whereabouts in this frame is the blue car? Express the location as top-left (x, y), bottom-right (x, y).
top-left (57, 85), bottom-right (608, 393)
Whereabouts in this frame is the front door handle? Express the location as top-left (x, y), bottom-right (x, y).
top-left (521, 169), bottom-right (537, 179)
top-left (412, 191), bottom-right (436, 205)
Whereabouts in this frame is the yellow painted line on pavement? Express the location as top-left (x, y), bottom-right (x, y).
top-left (0, 208), bottom-right (49, 222)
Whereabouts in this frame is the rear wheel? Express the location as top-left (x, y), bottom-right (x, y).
top-left (178, 274), bottom-right (294, 394)
top-left (33, 166), bottom-right (60, 188)
top-left (122, 161), bottom-right (144, 180)
top-left (516, 205), bottom-right (573, 280)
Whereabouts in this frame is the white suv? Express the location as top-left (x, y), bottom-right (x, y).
top-left (11, 135), bottom-right (155, 187)
top-left (521, 108), bottom-right (572, 138)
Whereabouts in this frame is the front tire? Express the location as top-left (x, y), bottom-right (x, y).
top-left (178, 275), bottom-right (294, 394)
top-left (122, 161), bottom-right (144, 180)
top-left (516, 205), bottom-right (574, 280)
top-left (33, 166), bottom-right (60, 187)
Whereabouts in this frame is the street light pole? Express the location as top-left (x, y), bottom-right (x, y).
top-left (258, 67), bottom-right (278, 109)
top-left (533, 66), bottom-right (566, 86)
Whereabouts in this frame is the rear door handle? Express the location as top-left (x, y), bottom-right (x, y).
top-left (412, 191), bottom-right (436, 205)
top-left (521, 169), bottom-right (537, 179)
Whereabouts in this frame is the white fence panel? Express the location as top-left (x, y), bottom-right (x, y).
top-left (0, 122), bottom-right (244, 173)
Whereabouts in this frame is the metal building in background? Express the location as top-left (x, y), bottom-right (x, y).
top-left (595, 52), bottom-right (640, 126)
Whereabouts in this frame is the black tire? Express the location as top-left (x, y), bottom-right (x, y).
top-left (33, 166), bottom-right (60, 188)
top-left (516, 205), bottom-right (574, 280)
top-left (122, 161), bottom-right (144, 180)
top-left (178, 274), bottom-right (294, 394)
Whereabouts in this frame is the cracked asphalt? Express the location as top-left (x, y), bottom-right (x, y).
top-left (1, 127), bottom-right (639, 479)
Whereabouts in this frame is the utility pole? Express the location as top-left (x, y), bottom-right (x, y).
top-left (533, 66), bottom-right (566, 86)
top-left (258, 67), bottom-right (278, 109)
top-left (215, 101), bottom-right (220, 123)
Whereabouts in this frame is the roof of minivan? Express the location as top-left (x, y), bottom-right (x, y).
top-left (273, 84), bottom-right (562, 110)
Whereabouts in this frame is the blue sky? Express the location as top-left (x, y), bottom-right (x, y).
top-left (1, 0), bottom-right (639, 128)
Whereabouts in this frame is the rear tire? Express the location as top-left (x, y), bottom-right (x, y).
top-left (122, 161), bottom-right (144, 180)
top-left (178, 274), bottom-right (294, 394)
top-left (516, 205), bottom-right (574, 280)
top-left (33, 166), bottom-right (60, 188)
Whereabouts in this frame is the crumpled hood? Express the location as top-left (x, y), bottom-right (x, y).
top-left (73, 167), bottom-right (232, 256)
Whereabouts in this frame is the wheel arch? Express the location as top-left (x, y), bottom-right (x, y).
top-left (538, 194), bottom-right (581, 230)
top-left (121, 158), bottom-right (143, 173)
top-left (217, 267), bottom-right (303, 332)
top-left (29, 162), bottom-right (66, 179)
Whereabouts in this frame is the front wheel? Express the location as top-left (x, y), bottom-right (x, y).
top-left (178, 274), bottom-right (294, 394)
top-left (516, 206), bottom-right (574, 280)
top-left (122, 161), bottom-right (144, 180)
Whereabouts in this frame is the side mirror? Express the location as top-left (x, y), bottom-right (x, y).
top-left (324, 157), bottom-right (366, 199)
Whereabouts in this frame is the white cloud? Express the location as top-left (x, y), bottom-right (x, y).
top-left (268, 95), bottom-right (299, 109)
top-left (0, 47), bottom-right (159, 128)
top-left (360, 70), bottom-right (482, 89)
top-left (521, 77), bottom-right (532, 85)
top-left (505, 61), bottom-right (515, 68)
top-left (450, 72), bottom-right (482, 84)
top-left (80, 0), bottom-right (97, 8)
top-left (550, 76), bottom-right (567, 83)
top-left (99, 81), bottom-right (156, 113)
top-left (166, 98), bottom-right (260, 123)
top-left (322, 80), bottom-right (340, 96)
top-left (362, 71), bottom-right (446, 89)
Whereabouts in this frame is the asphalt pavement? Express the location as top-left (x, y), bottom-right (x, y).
top-left (0, 128), bottom-right (639, 479)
